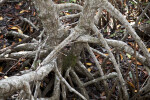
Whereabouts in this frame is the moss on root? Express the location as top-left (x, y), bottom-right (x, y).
top-left (62, 52), bottom-right (77, 74)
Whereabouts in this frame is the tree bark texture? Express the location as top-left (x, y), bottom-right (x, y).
top-left (0, 0), bottom-right (150, 100)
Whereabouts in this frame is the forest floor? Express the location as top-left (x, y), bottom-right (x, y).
top-left (0, 0), bottom-right (150, 99)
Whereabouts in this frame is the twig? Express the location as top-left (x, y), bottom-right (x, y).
top-left (90, 47), bottom-right (107, 58)
top-left (77, 35), bottom-right (146, 65)
top-left (0, 28), bottom-right (43, 57)
top-left (42, 78), bottom-right (54, 96)
top-left (33, 81), bottom-right (41, 98)
top-left (77, 61), bottom-right (102, 90)
top-left (94, 8), bottom-right (103, 25)
top-left (134, 42), bottom-right (139, 91)
top-left (83, 72), bottom-right (117, 87)
top-left (91, 24), bottom-right (129, 99)
top-left (0, 58), bottom-right (17, 61)
top-left (5, 50), bottom-right (47, 59)
top-left (0, 0), bottom-right (7, 5)
top-left (57, 3), bottom-right (83, 11)
top-left (48, 74), bottom-right (60, 100)
top-left (41, 29), bottom-right (80, 66)
top-left (86, 43), bottom-right (109, 95)
top-left (134, 2), bottom-right (150, 27)
top-left (20, 17), bottom-right (39, 30)
top-left (77, 61), bottom-right (93, 79)
top-left (70, 69), bottom-right (89, 99)
top-left (60, 13), bottom-right (80, 20)
top-left (54, 61), bottom-right (87, 100)
top-left (3, 56), bottom-right (26, 77)
top-left (103, 1), bottom-right (150, 67)
top-left (31, 29), bottom-right (45, 70)
top-left (7, 31), bottom-right (37, 42)
top-left (106, 80), bottom-right (118, 100)
top-left (0, 61), bottom-right (55, 97)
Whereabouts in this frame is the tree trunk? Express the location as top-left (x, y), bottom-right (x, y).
top-left (0, 0), bottom-right (150, 100)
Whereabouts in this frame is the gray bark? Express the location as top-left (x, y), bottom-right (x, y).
top-left (0, 0), bottom-right (149, 99)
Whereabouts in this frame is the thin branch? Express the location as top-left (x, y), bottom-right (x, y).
top-left (20, 17), bottom-right (39, 30)
top-left (77, 35), bottom-right (146, 65)
top-left (6, 50), bottom-right (47, 59)
top-left (0, 58), bottom-right (17, 61)
top-left (0, 61), bottom-right (55, 97)
top-left (34, 81), bottom-right (41, 98)
top-left (54, 61), bottom-right (87, 100)
top-left (134, 2), bottom-right (150, 27)
top-left (13, 43), bottom-right (38, 51)
top-left (42, 78), bottom-right (54, 96)
top-left (83, 72), bottom-right (117, 87)
top-left (0, 0), bottom-right (7, 5)
top-left (60, 13), bottom-right (80, 20)
top-left (94, 8), bottom-right (103, 25)
top-left (57, 3), bottom-right (83, 11)
top-left (0, 28), bottom-right (42, 57)
top-left (91, 24), bottom-right (129, 99)
top-left (70, 69), bottom-right (89, 99)
top-left (41, 28), bottom-right (80, 66)
top-left (31, 29), bottom-right (45, 70)
top-left (90, 47), bottom-right (107, 58)
top-left (77, 61), bottom-right (93, 79)
top-left (23, 81), bottom-right (34, 99)
top-left (86, 43), bottom-right (109, 94)
top-left (102, 1), bottom-right (150, 66)
top-left (6, 31), bottom-right (37, 42)
top-left (48, 75), bottom-right (60, 100)
top-left (77, 61), bottom-right (102, 90)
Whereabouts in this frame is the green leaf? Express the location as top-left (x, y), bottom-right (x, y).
top-left (70, 0), bottom-right (76, 2)
top-left (146, 20), bottom-right (150, 24)
top-left (68, 9), bottom-right (72, 13)
top-left (61, 1), bottom-right (65, 3)
top-left (143, 2), bottom-right (149, 6)
top-left (110, 33), bottom-right (116, 37)
top-left (126, 53), bottom-right (131, 58)
top-left (104, 29), bottom-right (107, 33)
top-left (139, 18), bottom-right (142, 22)
top-left (129, 1), bottom-right (136, 5)
top-left (120, 30), bottom-right (124, 33)
top-left (129, 71), bottom-right (133, 79)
